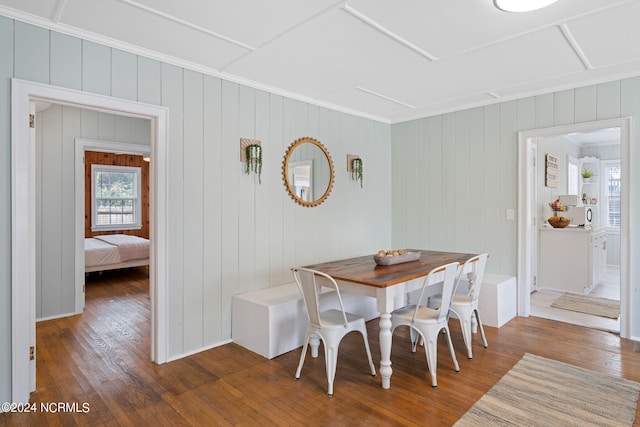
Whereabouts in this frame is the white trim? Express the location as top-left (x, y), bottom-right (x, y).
top-left (599, 159), bottom-right (622, 229)
top-left (90, 164), bottom-right (143, 231)
top-left (36, 312), bottom-right (77, 323)
top-left (517, 117), bottom-right (632, 339)
top-left (2, 3), bottom-right (640, 124)
top-left (11, 78), bottom-right (170, 404)
top-left (167, 339), bottom-right (234, 362)
top-left (0, 6), bottom-right (389, 124)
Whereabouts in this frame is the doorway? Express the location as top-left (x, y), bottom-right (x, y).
top-left (11, 79), bottom-right (169, 403)
top-left (529, 129), bottom-right (621, 332)
top-left (517, 117), bottom-right (631, 339)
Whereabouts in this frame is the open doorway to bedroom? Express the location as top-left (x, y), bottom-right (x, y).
top-left (76, 139), bottom-right (152, 310)
top-left (33, 101), bottom-right (154, 400)
top-left (11, 79), bottom-right (169, 403)
top-left (35, 103), bottom-right (152, 320)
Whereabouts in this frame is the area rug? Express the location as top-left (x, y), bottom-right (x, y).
top-left (454, 353), bottom-right (640, 426)
top-left (550, 293), bottom-right (620, 319)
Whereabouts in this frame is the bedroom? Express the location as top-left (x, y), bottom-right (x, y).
top-left (35, 101), bottom-right (151, 321)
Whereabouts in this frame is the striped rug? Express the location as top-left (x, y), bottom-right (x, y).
top-left (455, 353), bottom-right (640, 426)
top-left (551, 293), bottom-right (620, 319)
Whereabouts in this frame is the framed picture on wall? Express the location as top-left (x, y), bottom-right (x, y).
top-left (545, 153), bottom-right (559, 188)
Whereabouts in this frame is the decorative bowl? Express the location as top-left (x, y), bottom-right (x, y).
top-left (548, 216), bottom-right (571, 228)
top-left (374, 250), bottom-right (421, 265)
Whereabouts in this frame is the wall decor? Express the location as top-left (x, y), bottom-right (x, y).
top-left (347, 154), bottom-right (363, 188)
top-left (240, 138), bottom-right (262, 184)
top-left (282, 137), bottom-right (334, 207)
top-left (545, 153), bottom-right (559, 188)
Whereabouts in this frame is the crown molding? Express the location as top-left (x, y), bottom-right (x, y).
top-left (0, 6), bottom-right (392, 124)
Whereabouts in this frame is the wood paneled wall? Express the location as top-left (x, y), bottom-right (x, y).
top-left (390, 79), bottom-right (640, 339)
top-left (84, 150), bottom-right (150, 239)
top-left (0, 15), bottom-right (391, 394)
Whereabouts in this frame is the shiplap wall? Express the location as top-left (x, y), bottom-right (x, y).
top-left (391, 79), bottom-right (640, 337)
top-left (0, 17), bottom-right (391, 402)
top-left (35, 104), bottom-right (150, 320)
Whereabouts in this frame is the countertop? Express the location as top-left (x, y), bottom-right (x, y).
top-left (539, 225), bottom-right (605, 232)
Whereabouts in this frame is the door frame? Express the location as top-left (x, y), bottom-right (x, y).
top-left (11, 78), bottom-right (170, 403)
top-left (517, 117), bottom-right (631, 338)
top-left (526, 139), bottom-right (538, 293)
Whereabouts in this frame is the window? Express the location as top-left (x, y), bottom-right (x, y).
top-left (567, 156), bottom-right (579, 195)
top-left (601, 161), bottom-right (620, 228)
top-left (91, 164), bottom-right (142, 231)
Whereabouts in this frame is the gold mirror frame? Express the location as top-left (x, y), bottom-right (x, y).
top-left (282, 136), bottom-right (334, 207)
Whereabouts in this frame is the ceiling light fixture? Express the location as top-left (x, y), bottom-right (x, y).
top-left (494, 0), bottom-right (560, 12)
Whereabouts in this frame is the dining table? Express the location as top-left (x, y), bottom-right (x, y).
top-left (303, 249), bottom-right (477, 389)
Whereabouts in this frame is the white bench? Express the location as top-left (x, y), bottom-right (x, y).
top-left (477, 273), bottom-right (517, 328)
top-left (428, 273), bottom-right (517, 329)
top-left (232, 283), bottom-right (379, 359)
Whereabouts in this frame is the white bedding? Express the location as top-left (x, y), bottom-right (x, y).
top-left (93, 234), bottom-right (149, 262)
top-left (85, 234), bottom-right (149, 271)
top-left (85, 237), bottom-right (120, 268)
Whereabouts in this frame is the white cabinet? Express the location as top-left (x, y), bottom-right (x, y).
top-left (591, 230), bottom-right (606, 287)
top-left (539, 228), bottom-right (606, 294)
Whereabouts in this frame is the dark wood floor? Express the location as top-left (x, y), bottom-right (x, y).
top-left (3, 268), bottom-right (640, 426)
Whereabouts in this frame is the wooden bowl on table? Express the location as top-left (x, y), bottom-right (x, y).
top-left (548, 216), bottom-right (570, 228)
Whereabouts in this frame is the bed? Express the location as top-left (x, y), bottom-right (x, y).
top-left (85, 234), bottom-right (150, 273)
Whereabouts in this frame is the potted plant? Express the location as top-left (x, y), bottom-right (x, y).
top-left (245, 143), bottom-right (262, 184)
top-left (581, 166), bottom-right (594, 182)
top-left (351, 157), bottom-right (363, 188)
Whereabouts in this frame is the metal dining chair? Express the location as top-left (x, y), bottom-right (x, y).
top-left (449, 253), bottom-right (489, 359)
top-left (391, 262), bottom-right (461, 387)
top-left (292, 267), bottom-right (376, 397)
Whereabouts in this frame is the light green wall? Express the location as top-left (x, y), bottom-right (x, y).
top-left (0, 16), bottom-right (392, 403)
top-left (391, 81), bottom-right (640, 337)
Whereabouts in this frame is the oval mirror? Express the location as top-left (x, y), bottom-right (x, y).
top-left (282, 136), bottom-right (334, 207)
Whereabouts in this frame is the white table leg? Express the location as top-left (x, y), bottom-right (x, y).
top-left (378, 312), bottom-right (393, 389)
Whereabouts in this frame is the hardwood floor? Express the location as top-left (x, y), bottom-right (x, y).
top-left (3, 268), bottom-right (640, 426)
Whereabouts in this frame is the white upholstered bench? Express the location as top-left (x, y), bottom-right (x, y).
top-left (477, 273), bottom-right (517, 328)
top-left (430, 273), bottom-right (517, 329)
top-left (232, 283), bottom-right (379, 359)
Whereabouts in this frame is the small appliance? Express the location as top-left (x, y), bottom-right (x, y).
top-left (566, 206), bottom-right (592, 227)
top-left (559, 195), bottom-right (580, 206)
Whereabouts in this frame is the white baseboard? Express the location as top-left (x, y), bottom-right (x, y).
top-left (166, 339), bottom-right (233, 363)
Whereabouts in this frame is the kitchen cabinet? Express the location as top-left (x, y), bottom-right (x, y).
top-left (539, 227), bottom-right (606, 294)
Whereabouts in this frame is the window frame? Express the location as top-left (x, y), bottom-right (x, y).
top-left (567, 155), bottom-right (579, 196)
top-left (91, 164), bottom-right (142, 232)
top-left (600, 159), bottom-right (621, 230)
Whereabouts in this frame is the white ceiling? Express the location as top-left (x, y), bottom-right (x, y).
top-left (563, 127), bottom-right (621, 146)
top-left (2, 0), bottom-right (640, 123)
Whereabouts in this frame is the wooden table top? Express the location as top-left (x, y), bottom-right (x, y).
top-left (302, 250), bottom-right (477, 288)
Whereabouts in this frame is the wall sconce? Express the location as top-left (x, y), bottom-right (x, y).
top-left (240, 138), bottom-right (262, 184)
top-left (347, 154), bottom-right (363, 188)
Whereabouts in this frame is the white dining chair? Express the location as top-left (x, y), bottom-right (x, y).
top-left (449, 253), bottom-right (489, 359)
top-left (391, 262), bottom-right (461, 387)
top-left (292, 267), bottom-right (376, 397)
